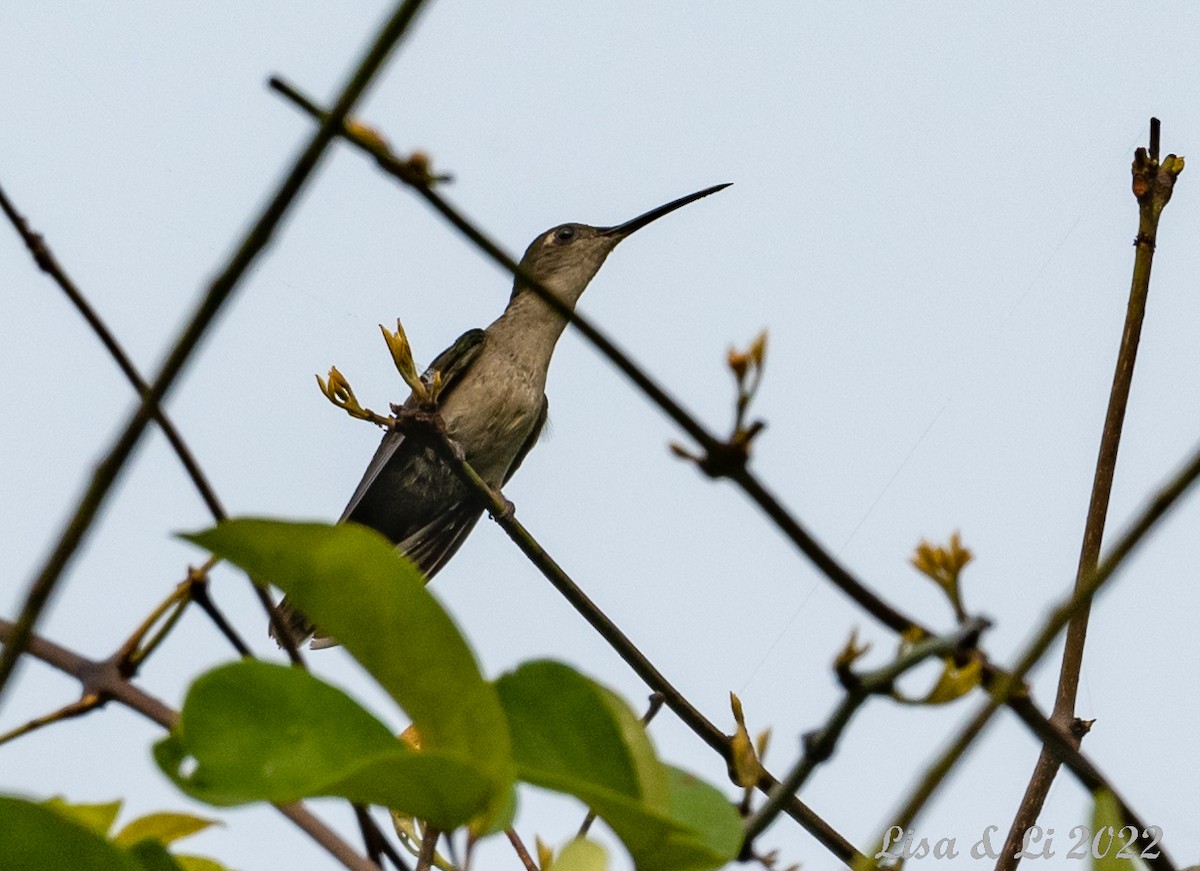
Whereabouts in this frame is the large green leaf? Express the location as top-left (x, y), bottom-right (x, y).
top-left (154, 660), bottom-right (492, 828)
top-left (496, 661), bottom-right (740, 871)
top-left (182, 519), bottom-right (514, 824)
top-left (496, 660), bottom-right (665, 806)
top-left (0, 796), bottom-right (142, 871)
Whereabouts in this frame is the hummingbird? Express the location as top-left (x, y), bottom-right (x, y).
top-left (275, 183), bottom-right (729, 647)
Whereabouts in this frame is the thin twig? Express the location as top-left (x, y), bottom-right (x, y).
top-left (0, 618), bottom-right (382, 871)
top-left (355, 805), bottom-right (412, 871)
top-left (505, 829), bottom-right (539, 871)
top-left (114, 579), bottom-right (192, 673)
top-left (861, 435), bottom-right (1200, 871)
top-left (0, 183), bottom-right (225, 519)
top-left (0, 184), bottom-right (262, 662)
top-left (997, 119), bottom-right (1183, 871)
top-left (741, 619), bottom-right (989, 851)
top-left (412, 431), bottom-right (865, 866)
top-left (0, 0), bottom-right (431, 709)
top-left (0, 695), bottom-right (103, 748)
top-left (188, 574), bottom-right (256, 659)
top-left (415, 826), bottom-right (440, 871)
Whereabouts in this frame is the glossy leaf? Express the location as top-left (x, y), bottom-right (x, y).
top-left (154, 660), bottom-right (492, 828)
top-left (1, 796), bottom-right (141, 871)
top-left (182, 519), bottom-right (514, 824)
top-left (496, 661), bottom-right (740, 871)
top-left (497, 660), bottom-right (666, 807)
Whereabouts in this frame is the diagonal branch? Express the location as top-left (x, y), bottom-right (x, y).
top-left (0, 618), bottom-right (382, 871)
top-left (267, 76), bottom-right (926, 642)
top-left (270, 85), bottom-right (1191, 870)
top-left (862, 433), bottom-right (1200, 871)
top-left (0, 182), bottom-right (269, 661)
top-left (741, 619), bottom-right (990, 852)
top-left (0, 182), bottom-right (225, 520)
top-left (406, 425), bottom-right (867, 866)
top-left (0, 0), bottom-right (432, 708)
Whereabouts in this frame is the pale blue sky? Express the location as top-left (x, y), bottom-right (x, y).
top-left (3, 4), bottom-right (1199, 869)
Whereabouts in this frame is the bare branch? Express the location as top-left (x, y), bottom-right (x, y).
top-left (0, 0), bottom-right (433, 708)
top-left (0, 618), bottom-right (382, 871)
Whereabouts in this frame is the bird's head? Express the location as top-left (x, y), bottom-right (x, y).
top-left (511, 183), bottom-right (731, 309)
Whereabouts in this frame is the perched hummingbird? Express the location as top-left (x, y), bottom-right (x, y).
top-left (276, 183), bottom-right (729, 647)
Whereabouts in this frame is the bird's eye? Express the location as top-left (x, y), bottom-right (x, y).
top-left (553, 225), bottom-right (576, 243)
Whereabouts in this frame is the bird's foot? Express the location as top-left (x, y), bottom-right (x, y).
top-left (391, 403), bottom-right (447, 436)
top-left (444, 436), bottom-right (467, 463)
top-left (489, 497), bottom-right (516, 523)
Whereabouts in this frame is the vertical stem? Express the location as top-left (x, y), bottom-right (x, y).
top-left (997, 119), bottom-right (1182, 870)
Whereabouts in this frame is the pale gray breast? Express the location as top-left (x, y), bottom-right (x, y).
top-left (441, 349), bottom-right (544, 483)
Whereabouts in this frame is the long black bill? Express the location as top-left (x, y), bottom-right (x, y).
top-left (599, 183), bottom-right (731, 239)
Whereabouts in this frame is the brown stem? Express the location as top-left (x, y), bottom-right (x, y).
top-left (0, 618), bottom-right (381, 871)
top-left (505, 829), bottom-right (539, 871)
top-left (415, 826), bottom-right (440, 871)
top-left (417, 432), bottom-right (865, 866)
top-left (858, 428), bottom-right (1200, 870)
top-left (997, 120), bottom-right (1183, 871)
top-left (0, 0), bottom-right (431, 711)
top-left (267, 76), bottom-right (926, 643)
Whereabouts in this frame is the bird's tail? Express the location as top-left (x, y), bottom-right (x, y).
top-left (268, 595), bottom-right (327, 649)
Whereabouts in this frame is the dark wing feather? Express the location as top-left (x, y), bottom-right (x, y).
top-left (340, 328), bottom-right (488, 523)
top-left (273, 328), bottom-right (487, 647)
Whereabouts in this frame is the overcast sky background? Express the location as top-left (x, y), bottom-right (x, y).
top-left (3, 4), bottom-right (1200, 869)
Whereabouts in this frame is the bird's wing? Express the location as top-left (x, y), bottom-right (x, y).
top-left (396, 503), bottom-right (485, 578)
top-left (503, 394), bottom-right (548, 485)
top-left (338, 328), bottom-right (488, 524)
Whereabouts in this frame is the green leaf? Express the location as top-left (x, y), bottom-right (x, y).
top-left (181, 519), bottom-right (514, 825)
top-left (1091, 789), bottom-right (1145, 871)
top-left (661, 766), bottom-right (745, 866)
top-left (175, 857), bottom-right (235, 871)
top-left (126, 841), bottom-right (185, 871)
top-left (154, 660), bottom-right (492, 829)
top-left (39, 797), bottom-right (123, 836)
top-left (114, 812), bottom-right (219, 847)
top-left (174, 857), bottom-right (235, 871)
top-left (548, 838), bottom-right (608, 871)
top-left (496, 660), bottom-right (666, 807)
top-left (0, 796), bottom-right (142, 871)
top-left (496, 661), bottom-right (740, 871)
